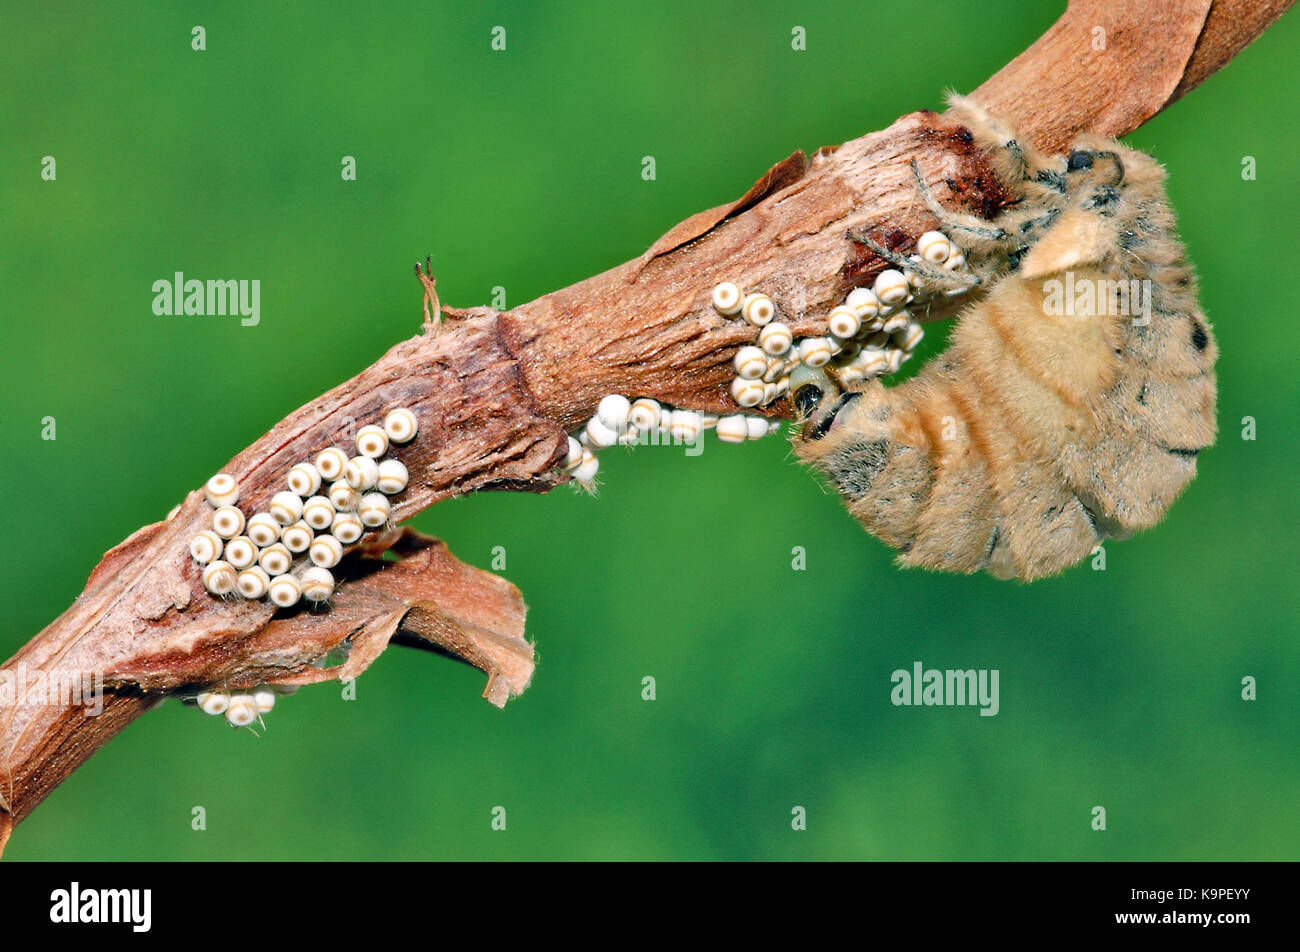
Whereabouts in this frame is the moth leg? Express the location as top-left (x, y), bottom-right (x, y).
top-left (852, 232), bottom-right (980, 292)
top-left (910, 161), bottom-right (1012, 243)
top-left (999, 206), bottom-right (1063, 250)
top-left (946, 94), bottom-right (1032, 178)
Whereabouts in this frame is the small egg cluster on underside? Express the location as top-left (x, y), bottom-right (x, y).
top-left (182, 683), bottom-right (298, 730)
top-left (559, 394), bottom-right (777, 489)
top-left (189, 408), bottom-right (419, 609)
top-left (716, 230), bottom-right (970, 398)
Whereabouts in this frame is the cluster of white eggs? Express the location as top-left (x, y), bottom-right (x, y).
top-left (717, 230), bottom-right (969, 403)
top-left (560, 394), bottom-right (777, 487)
top-left (181, 683), bottom-right (298, 730)
top-left (188, 408), bottom-right (419, 609)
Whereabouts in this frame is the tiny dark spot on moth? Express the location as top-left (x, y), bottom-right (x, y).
top-left (1137, 383), bottom-right (1149, 405)
top-left (982, 526), bottom-right (1001, 562)
top-left (1191, 320), bottom-right (1209, 352)
top-left (1079, 501), bottom-right (1101, 534)
top-left (1088, 186), bottom-right (1119, 208)
top-left (1036, 170), bottom-right (1067, 193)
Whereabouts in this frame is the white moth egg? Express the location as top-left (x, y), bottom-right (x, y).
top-left (282, 521), bottom-right (314, 553)
top-left (711, 281), bottom-right (744, 315)
top-left (331, 511), bottom-right (364, 544)
top-left (237, 565), bottom-right (270, 599)
top-left (873, 269), bottom-right (911, 306)
top-left (268, 573), bottom-right (303, 608)
top-left (309, 533), bottom-right (343, 569)
top-left (798, 337), bottom-right (834, 368)
top-left (715, 415), bottom-right (748, 443)
top-left (730, 378), bottom-right (765, 408)
top-left (197, 691), bottom-right (230, 716)
top-left (302, 495), bottom-right (336, 531)
top-left (223, 536), bottom-right (257, 570)
top-left (584, 416), bottom-right (620, 449)
top-left (253, 688), bottom-right (277, 713)
top-left (881, 309), bottom-right (910, 334)
top-left (629, 398), bottom-right (661, 431)
top-left (202, 560), bottom-right (238, 596)
top-left (376, 459), bottom-right (409, 494)
top-left (287, 462), bottom-right (321, 498)
top-left (315, 447), bottom-right (349, 481)
top-left (204, 473), bottom-right (239, 508)
top-left (345, 456), bottom-right (379, 492)
top-left (669, 410), bottom-right (702, 442)
top-left (572, 448), bottom-right (599, 484)
top-left (329, 479), bottom-right (361, 513)
top-left (828, 306), bottom-right (861, 339)
top-left (742, 293), bottom-right (776, 327)
top-left (300, 566), bottom-right (336, 603)
top-left (734, 346), bottom-right (767, 380)
top-left (596, 394), bottom-right (632, 431)
top-left (758, 321), bottom-right (793, 356)
top-left (383, 408), bottom-right (419, 444)
top-left (269, 491), bottom-right (304, 526)
top-left (358, 492), bottom-right (391, 528)
top-left (212, 506), bottom-right (246, 540)
top-left (246, 512), bottom-right (281, 547)
top-left (258, 543), bottom-right (293, 576)
top-left (356, 424), bottom-right (389, 459)
top-left (916, 231), bottom-right (951, 264)
top-left (189, 530), bottom-right (224, 564)
top-left (225, 694), bottom-right (259, 727)
top-left (845, 287), bottom-right (880, 320)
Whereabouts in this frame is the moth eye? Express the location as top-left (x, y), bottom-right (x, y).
top-left (1067, 150), bottom-right (1094, 171)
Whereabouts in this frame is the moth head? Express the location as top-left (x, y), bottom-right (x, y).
top-left (1066, 134), bottom-right (1172, 198)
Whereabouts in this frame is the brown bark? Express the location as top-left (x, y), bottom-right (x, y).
top-left (971, 0), bottom-right (1293, 153)
top-left (0, 0), bottom-right (1291, 854)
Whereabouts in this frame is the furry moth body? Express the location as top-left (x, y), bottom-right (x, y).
top-left (793, 98), bottom-right (1217, 581)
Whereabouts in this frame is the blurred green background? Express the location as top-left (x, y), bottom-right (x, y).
top-left (1, 1), bottom-right (1296, 861)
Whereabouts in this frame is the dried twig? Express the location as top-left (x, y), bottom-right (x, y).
top-left (0, 0), bottom-right (1290, 854)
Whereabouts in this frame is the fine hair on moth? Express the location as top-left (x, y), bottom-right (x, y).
top-left (791, 95), bottom-right (1217, 581)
